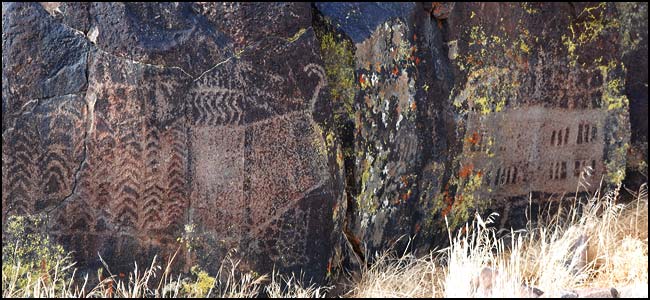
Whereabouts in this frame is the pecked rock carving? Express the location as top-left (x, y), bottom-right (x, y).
top-left (2, 2), bottom-right (647, 284)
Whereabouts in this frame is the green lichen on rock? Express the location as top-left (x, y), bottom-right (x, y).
top-left (562, 2), bottom-right (620, 67)
top-left (606, 142), bottom-right (629, 185)
top-left (594, 58), bottom-right (631, 187)
top-left (287, 27), bottom-right (307, 43)
top-left (451, 19), bottom-right (531, 116)
top-left (520, 2), bottom-right (540, 14)
top-left (596, 59), bottom-right (628, 111)
top-left (2, 214), bottom-right (72, 291)
top-left (315, 29), bottom-right (357, 120)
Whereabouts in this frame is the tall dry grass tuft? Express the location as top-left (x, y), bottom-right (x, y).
top-left (1, 243), bottom-right (323, 298)
top-left (2, 254), bottom-right (82, 298)
top-left (518, 183), bottom-right (648, 296)
top-left (265, 271), bottom-right (331, 298)
top-left (2, 180), bottom-right (647, 298)
top-left (349, 182), bottom-right (648, 298)
top-left (345, 240), bottom-right (442, 298)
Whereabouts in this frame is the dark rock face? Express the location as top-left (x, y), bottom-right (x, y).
top-left (314, 2), bottom-right (458, 258)
top-left (314, 2), bottom-right (644, 260)
top-left (3, 2), bottom-right (343, 282)
top-left (2, 2), bottom-right (647, 284)
top-left (618, 3), bottom-right (648, 190)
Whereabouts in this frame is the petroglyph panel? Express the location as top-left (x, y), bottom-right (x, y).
top-left (2, 95), bottom-right (87, 217)
top-left (189, 60), bottom-right (304, 126)
top-left (190, 125), bottom-right (246, 240)
top-left (3, 2), bottom-right (340, 282)
top-left (47, 51), bottom-right (191, 239)
top-left (463, 106), bottom-right (607, 198)
top-left (246, 113), bottom-right (329, 235)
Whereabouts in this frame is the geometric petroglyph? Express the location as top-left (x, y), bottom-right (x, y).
top-left (3, 3), bottom-right (338, 281)
top-left (246, 113), bottom-right (329, 236)
top-left (187, 54), bottom-right (330, 272)
top-left (190, 125), bottom-right (245, 239)
top-left (463, 106), bottom-right (607, 198)
top-left (47, 51), bottom-right (191, 239)
top-left (2, 94), bottom-right (87, 217)
top-left (189, 68), bottom-right (329, 238)
top-left (189, 59), bottom-right (305, 126)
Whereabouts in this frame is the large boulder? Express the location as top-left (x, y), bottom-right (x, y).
top-left (2, 2), bottom-right (344, 283)
top-left (314, 2), bottom-right (643, 260)
top-left (314, 2), bottom-right (458, 259)
top-left (2, 1), bottom-right (647, 284)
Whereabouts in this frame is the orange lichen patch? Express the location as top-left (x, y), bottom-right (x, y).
top-left (107, 280), bottom-right (114, 297)
top-left (454, 194), bottom-right (464, 208)
top-left (410, 101), bottom-right (417, 111)
top-left (415, 57), bottom-right (421, 65)
top-left (442, 205), bottom-right (452, 218)
top-left (40, 258), bottom-right (49, 284)
top-left (459, 163), bottom-right (474, 179)
top-left (392, 66), bottom-right (399, 76)
top-left (400, 175), bottom-right (409, 186)
top-left (327, 260), bottom-right (332, 274)
top-left (476, 170), bottom-right (483, 178)
top-left (400, 189), bottom-right (412, 203)
top-left (375, 62), bottom-right (382, 73)
top-left (466, 131), bottom-right (481, 145)
top-left (359, 74), bottom-right (366, 85)
top-left (466, 54), bottom-right (476, 64)
top-left (337, 151), bottom-right (344, 163)
top-left (432, 3), bottom-right (444, 16)
top-left (460, 225), bottom-right (468, 236)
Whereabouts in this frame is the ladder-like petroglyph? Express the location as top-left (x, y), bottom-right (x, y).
top-left (463, 106), bottom-right (608, 198)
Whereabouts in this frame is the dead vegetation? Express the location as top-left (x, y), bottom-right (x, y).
top-left (2, 181), bottom-right (647, 298)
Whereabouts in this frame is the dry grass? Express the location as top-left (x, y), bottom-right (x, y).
top-left (348, 182), bottom-right (648, 298)
top-left (345, 247), bottom-right (442, 298)
top-left (2, 182), bottom-right (647, 298)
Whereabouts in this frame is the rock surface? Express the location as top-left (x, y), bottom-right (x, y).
top-left (2, 2), bottom-right (647, 283)
top-left (3, 2), bottom-right (343, 282)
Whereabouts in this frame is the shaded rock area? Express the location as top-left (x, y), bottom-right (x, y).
top-left (2, 2), bottom-right (647, 285)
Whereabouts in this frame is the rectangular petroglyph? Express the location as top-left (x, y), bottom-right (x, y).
top-left (463, 106), bottom-right (607, 198)
top-left (190, 125), bottom-right (246, 239)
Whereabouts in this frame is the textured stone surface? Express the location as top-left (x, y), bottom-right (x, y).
top-left (2, 2), bottom-right (343, 282)
top-left (314, 2), bottom-right (644, 261)
top-left (2, 1), bottom-right (647, 284)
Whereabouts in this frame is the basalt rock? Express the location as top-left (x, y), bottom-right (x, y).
top-left (3, 2), bottom-right (343, 283)
top-left (2, 2), bottom-right (647, 285)
top-left (314, 2), bottom-right (644, 262)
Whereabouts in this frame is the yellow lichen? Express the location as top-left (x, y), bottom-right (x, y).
top-left (521, 2), bottom-right (540, 14)
top-left (287, 28), bottom-right (307, 43)
top-left (596, 60), bottom-right (628, 111)
top-left (316, 30), bottom-right (356, 118)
